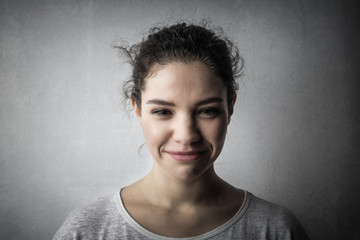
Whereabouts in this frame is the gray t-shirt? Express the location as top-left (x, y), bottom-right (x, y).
top-left (53, 191), bottom-right (308, 239)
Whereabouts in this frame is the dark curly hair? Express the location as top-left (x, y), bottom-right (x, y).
top-left (116, 22), bottom-right (244, 109)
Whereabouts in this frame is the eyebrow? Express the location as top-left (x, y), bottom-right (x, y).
top-left (146, 99), bottom-right (175, 106)
top-left (146, 97), bottom-right (223, 106)
top-left (196, 97), bottom-right (224, 106)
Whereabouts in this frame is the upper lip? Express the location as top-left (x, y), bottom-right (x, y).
top-left (164, 150), bottom-right (207, 155)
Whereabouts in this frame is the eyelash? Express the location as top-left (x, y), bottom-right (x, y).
top-left (198, 108), bottom-right (220, 117)
top-left (151, 108), bottom-right (220, 118)
top-left (151, 109), bottom-right (172, 117)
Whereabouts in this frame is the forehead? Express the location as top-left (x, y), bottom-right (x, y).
top-left (142, 61), bottom-right (226, 100)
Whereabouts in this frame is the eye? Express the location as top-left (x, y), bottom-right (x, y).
top-left (151, 109), bottom-right (173, 117)
top-left (198, 108), bottom-right (220, 118)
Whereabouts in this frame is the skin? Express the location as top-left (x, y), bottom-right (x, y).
top-left (121, 61), bottom-right (244, 237)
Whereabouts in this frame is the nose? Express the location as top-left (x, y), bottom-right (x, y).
top-left (172, 114), bottom-right (201, 145)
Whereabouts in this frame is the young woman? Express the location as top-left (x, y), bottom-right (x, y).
top-left (54, 22), bottom-right (308, 239)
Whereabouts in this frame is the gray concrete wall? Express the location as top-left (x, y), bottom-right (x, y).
top-left (1, 0), bottom-right (359, 239)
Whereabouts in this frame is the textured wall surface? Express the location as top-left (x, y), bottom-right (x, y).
top-left (1, 0), bottom-right (359, 239)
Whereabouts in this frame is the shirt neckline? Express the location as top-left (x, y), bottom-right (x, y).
top-left (115, 189), bottom-right (251, 240)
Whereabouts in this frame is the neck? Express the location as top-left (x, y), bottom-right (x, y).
top-left (140, 164), bottom-right (227, 210)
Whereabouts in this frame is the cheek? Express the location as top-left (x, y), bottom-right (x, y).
top-left (141, 120), bottom-right (168, 149)
top-left (214, 124), bottom-right (228, 145)
top-left (202, 117), bottom-right (228, 146)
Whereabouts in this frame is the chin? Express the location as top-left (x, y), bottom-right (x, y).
top-left (169, 163), bottom-right (215, 183)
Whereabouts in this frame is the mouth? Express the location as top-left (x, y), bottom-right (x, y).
top-left (164, 150), bottom-right (208, 162)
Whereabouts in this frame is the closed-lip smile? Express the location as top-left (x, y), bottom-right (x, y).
top-left (164, 150), bottom-right (207, 162)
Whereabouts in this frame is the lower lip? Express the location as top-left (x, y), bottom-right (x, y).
top-left (166, 152), bottom-right (206, 162)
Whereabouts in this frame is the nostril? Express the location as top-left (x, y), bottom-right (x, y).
top-left (173, 132), bottom-right (200, 144)
top-left (173, 126), bottom-right (200, 144)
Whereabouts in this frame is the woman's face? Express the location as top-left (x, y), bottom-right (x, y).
top-left (133, 61), bottom-right (234, 182)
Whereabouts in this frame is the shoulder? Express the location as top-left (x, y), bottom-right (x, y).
top-left (239, 192), bottom-right (308, 239)
top-left (68, 193), bottom-right (117, 224)
top-left (247, 193), bottom-right (295, 221)
top-left (53, 192), bottom-right (125, 239)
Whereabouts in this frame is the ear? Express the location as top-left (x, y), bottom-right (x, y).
top-left (228, 92), bottom-right (237, 124)
top-left (131, 98), bottom-right (142, 121)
